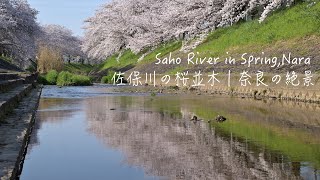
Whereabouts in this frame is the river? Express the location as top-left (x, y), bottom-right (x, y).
top-left (20, 85), bottom-right (320, 180)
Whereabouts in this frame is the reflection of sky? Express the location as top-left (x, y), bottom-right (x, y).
top-left (40, 85), bottom-right (154, 99)
top-left (28, 0), bottom-right (109, 36)
top-left (300, 163), bottom-right (320, 179)
top-left (22, 108), bottom-right (158, 180)
top-left (41, 85), bottom-right (115, 99)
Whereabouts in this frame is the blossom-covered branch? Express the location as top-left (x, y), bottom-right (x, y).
top-left (83, 0), bottom-right (299, 61)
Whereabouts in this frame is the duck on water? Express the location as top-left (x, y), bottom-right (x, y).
top-left (191, 115), bottom-right (227, 123)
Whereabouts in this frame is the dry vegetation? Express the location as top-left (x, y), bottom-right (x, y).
top-left (37, 46), bottom-right (64, 73)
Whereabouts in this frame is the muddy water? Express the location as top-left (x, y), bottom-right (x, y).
top-left (20, 85), bottom-right (320, 180)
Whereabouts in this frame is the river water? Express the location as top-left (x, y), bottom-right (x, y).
top-left (20, 85), bottom-right (320, 180)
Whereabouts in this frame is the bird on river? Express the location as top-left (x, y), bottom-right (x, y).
top-left (190, 115), bottom-right (202, 122)
top-left (208, 115), bottom-right (227, 123)
top-left (216, 115), bottom-right (227, 122)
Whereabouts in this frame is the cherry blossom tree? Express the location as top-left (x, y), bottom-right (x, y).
top-left (217, 0), bottom-right (294, 26)
top-left (83, 0), bottom-right (225, 61)
top-left (0, 0), bottom-right (40, 67)
top-left (37, 24), bottom-right (85, 62)
top-left (1, 1), bottom-right (85, 67)
top-left (83, 0), bottom-right (301, 62)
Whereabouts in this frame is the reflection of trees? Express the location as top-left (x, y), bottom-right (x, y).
top-left (37, 98), bottom-right (83, 123)
top-left (26, 98), bottom-right (83, 153)
top-left (86, 96), bottom-right (317, 179)
top-left (27, 116), bottom-right (41, 150)
top-left (36, 110), bottom-right (76, 123)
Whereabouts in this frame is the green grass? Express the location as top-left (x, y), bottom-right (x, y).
top-left (64, 63), bottom-right (94, 75)
top-left (101, 70), bottom-right (115, 84)
top-left (166, 66), bottom-right (187, 75)
top-left (141, 41), bottom-right (182, 64)
top-left (38, 71), bottom-right (92, 86)
top-left (196, 1), bottom-right (320, 57)
top-left (56, 71), bottom-right (92, 86)
top-left (159, 1), bottom-right (320, 74)
top-left (98, 1), bottom-right (320, 76)
top-left (101, 50), bottom-right (141, 70)
top-left (100, 41), bottom-right (182, 71)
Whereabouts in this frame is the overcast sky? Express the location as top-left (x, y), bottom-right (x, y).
top-left (28, 0), bottom-right (108, 36)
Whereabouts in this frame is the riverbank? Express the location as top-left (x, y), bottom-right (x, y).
top-left (112, 74), bottom-right (320, 105)
top-left (91, 2), bottom-right (320, 77)
top-left (0, 72), bottom-right (42, 179)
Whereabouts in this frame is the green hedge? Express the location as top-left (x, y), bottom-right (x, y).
top-left (37, 71), bottom-right (92, 86)
top-left (101, 71), bottom-right (115, 84)
top-left (57, 71), bottom-right (92, 86)
top-left (45, 70), bottom-right (59, 85)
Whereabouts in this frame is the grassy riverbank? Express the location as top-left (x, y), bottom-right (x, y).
top-left (95, 1), bottom-right (320, 76)
top-left (64, 63), bottom-right (94, 75)
top-left (90, 1), bottom-right (320, 104)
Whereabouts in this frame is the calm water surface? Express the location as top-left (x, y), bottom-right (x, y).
top-left (20, 85), bottom-right (320, 180)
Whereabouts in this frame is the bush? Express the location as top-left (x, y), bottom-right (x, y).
top-left (37, 75), bottom-right (48, 85)
top-left (71, 74), bottom-right (92, 86)
top-left (101, 76), bottom-right (109, 84)
top-left (37, 46), bottom-right (64, 73)
top-left (45, 70), bottom-right (59, 85)
top-left (56, 71), bottom-right (73, 86)
top-left (101, 71), bottom-right (115, 84)
top-left (57, 71), bottom-right (92, 86)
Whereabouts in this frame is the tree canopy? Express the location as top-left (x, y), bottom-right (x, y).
top-left (0, 0), bottom-right (85, 68)
top-left (82, 0), bottom-right (296, 61)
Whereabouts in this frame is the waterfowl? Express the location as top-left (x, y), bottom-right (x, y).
top-left (190, 115), bottom-right (198, 121)
top-left (191, 115), bottom-right (203, 121)
top-left (216, 115), bottom-right (227, 122)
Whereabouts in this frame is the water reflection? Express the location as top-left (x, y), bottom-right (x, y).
top-left (21, 86), bottom-right (320, 180)
top-left (86, 95), bottom-right (320, 180)
top-left (21, 97), bottom-right (159, 180)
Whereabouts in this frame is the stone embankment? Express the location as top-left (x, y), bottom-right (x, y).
top-left (0, 72), bottom-right (41, 180)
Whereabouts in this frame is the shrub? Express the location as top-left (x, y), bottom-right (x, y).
top-left (101, 71), bottom-right (115, 84)
top-left (45, 70), bottom-right (59, 85)
top-left (57, 71), bottom-right (92, 86)
top-left (56, 71), bottom-right (73, 86)
top-left (37, 75), bottom-right (48, 85)
top-left (71, 74), bottom-right (92, 86)
top-left (101, 76), bottom-right (110, 84)
top-left (37, 46), bottom-right (64, 73)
